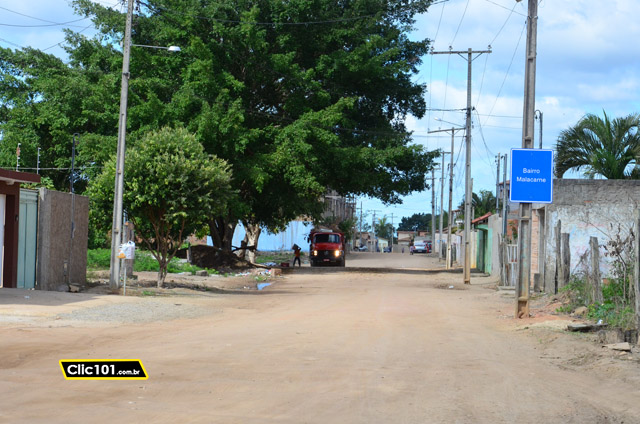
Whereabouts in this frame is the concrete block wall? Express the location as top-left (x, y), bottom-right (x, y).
top-left (36, 189), bottom-right (89, 290)
top-left (541, 179), bottom-right (640, 293)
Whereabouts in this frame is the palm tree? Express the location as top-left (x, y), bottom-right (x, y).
top-left (555, 112), bottom-right (640, 179)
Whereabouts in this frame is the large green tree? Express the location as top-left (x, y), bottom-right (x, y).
top-left (88, 127), bottom-right (233, 287)
top-left (555, 112), bottom-right (640, 179)
top-left (1, 0), bottom-right (438, 253)
top-left (397, 213), bottom-right (432, 231)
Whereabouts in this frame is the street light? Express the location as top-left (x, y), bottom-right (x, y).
top-left (132, 44), bottom-right (181, 52)
top-left (109, 0), bottom-right (181, 290)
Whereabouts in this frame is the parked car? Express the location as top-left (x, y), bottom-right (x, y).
top-left (354, 245), bottom-right (368, 252)
top-left (412, 242), bottom-right (429, 254)
top-left (383, 246), bottom-right (392, 253)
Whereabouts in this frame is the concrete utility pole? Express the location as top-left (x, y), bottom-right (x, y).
top-left (516, 0), bottom-right (538, 318)
top-left (431, 168), bottom-right (436, 247)
top-left (502, 154), bottom-right (508, 237)
top-left (359, 201), bottom-right (363, 242)
top-left (429, 127), bottom-right (464, 268)
top-left (432, 47), bottom-right (491, 284)
top-left (109, 0), bottom-right (134, 289)
top-left (438, 151), bottom-right (450, 261)
top-left (496, 153), bottom-right (501, 211)
top-left (390, 213), bottom-right (394, 252)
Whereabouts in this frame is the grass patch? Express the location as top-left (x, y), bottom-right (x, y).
top-left (557, 276), bottom-right (637, 330)
top-left (87, 248), bottom-right (216, 275)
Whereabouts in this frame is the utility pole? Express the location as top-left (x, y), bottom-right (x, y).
top-left (432, 47), bottom-right (491, 284)
top-left (109, 0), bottom-right (134, 290)
top-left (431, 168), bottom-right (436, 248)
top-left (439, 151), bottom-right (450, 261)
top-left (516, 0), bottom-right (538, 318)
top-left (496, 153), bottom-right (501, 211)
top-left (16, 143), bottom-right (20, 171)
top-left (390, 213), bottom-right (394, 252)
top-left (359, 201), bottom-right (363, 242)
top-left (36, 147), bottom-right (40, 174)
top-left (502, 153), bottom-right (508, 237)
top-left (428, 128), bottom-right (463, 269)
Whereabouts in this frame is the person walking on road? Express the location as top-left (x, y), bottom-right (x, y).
top-left (293, 244), bottom-right (302, 267)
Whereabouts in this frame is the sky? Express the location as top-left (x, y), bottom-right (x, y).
top-left (2, 0), bottom-right (640, 230)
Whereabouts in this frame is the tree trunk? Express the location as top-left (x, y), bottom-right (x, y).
top-left (157, 259), bottom-right (167, 288)
top-left (243, 221), bottom-right (262, 264)
top-left (209, 215), bottom-right (237, 251)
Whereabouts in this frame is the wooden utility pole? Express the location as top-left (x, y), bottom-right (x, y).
top-left (516, 0), bottom-right (538, 317)
top-left (431, 47), bottom-right (491, 284)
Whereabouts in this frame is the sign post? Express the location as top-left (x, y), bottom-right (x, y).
top-left (510, 149), bottom-right (554, 204)
top-left (510, 148), bottom-right (553, 318)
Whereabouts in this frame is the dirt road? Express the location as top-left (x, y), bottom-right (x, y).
top-left (2, 253), bottom-right (640, 423)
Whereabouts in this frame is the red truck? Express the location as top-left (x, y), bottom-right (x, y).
top-left (308, 229), bottom-right (346, 267)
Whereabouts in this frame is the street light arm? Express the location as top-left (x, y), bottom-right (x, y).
top-left (131, 43), bottom-right (181, 52)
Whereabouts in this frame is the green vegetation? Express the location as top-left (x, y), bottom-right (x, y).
top-left (87, 248), bottom-right (215, 276)
top-left (555, 111), bottom-right (640, 179)
top-left (557, 276), bottom-right (636, 330)
top-left (88, 127), bottom-right (233, 287)
top-left (0, 0), bottom-right (439, 257)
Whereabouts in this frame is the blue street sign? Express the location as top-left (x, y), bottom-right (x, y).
top-left (510, 148), bottom-right (554, 203)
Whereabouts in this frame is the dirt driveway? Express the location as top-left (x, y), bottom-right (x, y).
top-left (2, 253), bottom-right (640, 423)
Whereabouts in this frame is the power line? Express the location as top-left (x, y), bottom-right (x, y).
top-left (483, 0), bottom-right (527, 17)
top-left (0, 17), bottom-right (88, 28)
top-left (0, 5), bottom-right (65, 24)
top-left (0, 37), bottom-right (23, 49)
top-left (449, 0), bottom-right (471, 46)
top-left (483, 20), bottom-right (526, 127)
top-left (476, 0), bottom-right (519, 106)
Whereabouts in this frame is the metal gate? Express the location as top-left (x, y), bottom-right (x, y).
top-left (17, 189), bottom-right (38, 289)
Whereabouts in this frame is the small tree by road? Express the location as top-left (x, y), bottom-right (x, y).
top-left (89, 127), bottom-right (233, 287)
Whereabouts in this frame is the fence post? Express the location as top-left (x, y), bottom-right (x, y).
top-left (555, 220), bottom-right (562, 293)
top-left (590, 236), bottom-right (603, 304)
top-left (561, 232), bottom-right (571, 289)
top-left (635, 210), bottom-right (640, 329)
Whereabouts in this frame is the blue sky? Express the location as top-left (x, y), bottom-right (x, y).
top-left (2, 0), bottom-right (640, 229)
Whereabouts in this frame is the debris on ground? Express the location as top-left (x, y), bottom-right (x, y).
top-left (603, 342), bottom-right (632, 352)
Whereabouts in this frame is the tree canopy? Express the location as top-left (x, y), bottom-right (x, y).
top-left (397, 213), bottom-right (432, 231)
top-left (0, 0), bottom-right (438, 251)
top-left (88, 127), bottom-right (233, 286)
top-left (555, 111), bottom-right (640, 179)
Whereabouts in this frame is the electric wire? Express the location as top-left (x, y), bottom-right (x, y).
top-left (0, 17), bottom-right (88, 28)
top-left (475, 0), bottom-right (518, 106)
top-left (449, 0), bottom-right (471, 46)
top-left (483, 20), bottom-right (526, 127)
top-left (483, 0), bottom-right (526, 17)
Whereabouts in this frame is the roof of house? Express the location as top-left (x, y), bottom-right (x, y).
top-left (471, 212), bottom-right (492, 225)
top-left (0, 169), bottom-right (41, 185)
